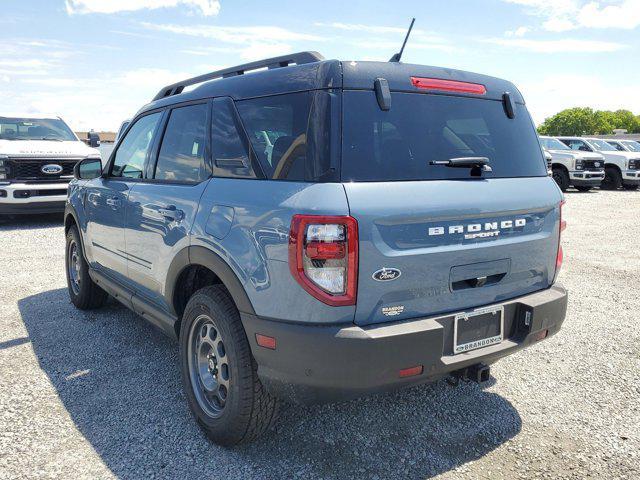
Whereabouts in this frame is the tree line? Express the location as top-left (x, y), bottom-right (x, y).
top-left (536, 107), bottom-right (640, 136)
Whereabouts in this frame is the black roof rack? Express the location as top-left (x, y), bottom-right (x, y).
top-left (152, 51), bottom-right (325, 101)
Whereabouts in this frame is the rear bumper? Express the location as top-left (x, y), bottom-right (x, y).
top-left (242, 284), bottom-right (568, 405)
top-left (0, 182), bottom-right (68, 214)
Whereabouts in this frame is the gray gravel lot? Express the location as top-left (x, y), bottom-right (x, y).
top-left (1, 190), bottom-right (639, 479)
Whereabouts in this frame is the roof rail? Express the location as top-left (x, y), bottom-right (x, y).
top-left (152, 51), bottom-right (325, 101)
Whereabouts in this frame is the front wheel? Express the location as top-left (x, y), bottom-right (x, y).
top-left (552, 168), bottom-right (569, 192)
top-left (601, 167), bottom-right (622, 190)
top-left (65, 225), bottom-right (108, 310)
top-left (180, 285), bottom-right (279, 446)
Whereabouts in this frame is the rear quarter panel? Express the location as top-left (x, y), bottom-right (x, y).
top-left (190, 178), bottom-right (354, 324)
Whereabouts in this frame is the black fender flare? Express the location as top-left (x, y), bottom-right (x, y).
top-left (63, 205), bottom-right (90, 259)
top-left (165, 245), bottom-right (256, 317)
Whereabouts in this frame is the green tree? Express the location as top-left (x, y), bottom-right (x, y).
top-left (537, 107), bottom-right (640, 135)
top-left (537, 107), bottom-right (598, 136)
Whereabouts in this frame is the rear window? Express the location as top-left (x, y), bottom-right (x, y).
top-left (342, 91), bottom-right (546, 182)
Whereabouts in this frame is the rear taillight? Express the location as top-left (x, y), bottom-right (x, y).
top-left (410, 77), bottom-right (487, 95)
top-left (554, 200), bottom-right (566, 282)
top-left (289, 215), bottom-right (358, 306)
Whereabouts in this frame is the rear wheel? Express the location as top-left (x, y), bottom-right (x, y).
top-left (65, 225), bottom-right (108, 310)
top-left (575, 186), bottom-right (592, 192)
top-left (622, 184), bottom-right (638, 191)
top-left (601, 166), bottom-right (622, 190)
top-left (180, 285), bottom-right (279, 446)
top-left (552, 167), bottom-right (569, 192)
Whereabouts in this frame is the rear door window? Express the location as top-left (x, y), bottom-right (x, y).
top-left (341, 91), bottom-right (547, 182)
top-left (154, 104), bottom-right (209, 183)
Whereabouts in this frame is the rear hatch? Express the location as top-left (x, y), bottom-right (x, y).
top-left (341, 85), bottom-right (562, 326)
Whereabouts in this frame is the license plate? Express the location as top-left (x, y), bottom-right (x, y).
top-left (453, 306), bottom-right (503, 354)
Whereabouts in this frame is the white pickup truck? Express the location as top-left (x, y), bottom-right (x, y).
top-left (556, 136), bottom-right (640, 190)
top-left (539, 136), bottom-right (605, 192)
top-left (0, 115), bottom-right (101, 215)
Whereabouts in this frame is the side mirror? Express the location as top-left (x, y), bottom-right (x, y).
top-left (88, 132), bottom-right (101, 148)
top-left (579, 146), bottom-right (590, 152)
top-left (74, 157), bottom-right (103, 180)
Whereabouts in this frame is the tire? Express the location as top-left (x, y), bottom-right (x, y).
top-left (179, 285), bottom-right (280, 446)
top-left (622, 184), bottom-right (638, 191)
top-left (65, 225), bottom-right (108, 310)
top-left (552, 167), bottom-right (569, 192)
top-left (601, 166), bottom-right (622, 190)
top-left (575, 186), bottom-right (592, 192)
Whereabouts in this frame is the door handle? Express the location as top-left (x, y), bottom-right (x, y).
top-left (158, 205), bottom-right (184, 221)
top-left (106, 196), bottom-right (121, 209)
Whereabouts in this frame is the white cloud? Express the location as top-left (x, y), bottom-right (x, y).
top-left (505, 26), bottom-right (530, 36)
top-left (141, 23), bottom-right (322, 43)
top-left (482, 37), bottom-right (627, 52)
top-left (503, 0), bottom-right (640, 31)
top-left (519, 74), bottom-right (640, 124)
top-left (0, 67), bottom-right (207, 131)
top-left (542, 17), bottom-right (576, 32)
top-left (0, 59), bottom-right (52, 68)
top-left (118, 68), bottom-right (193, 87)
top-left (577, 1), bottom-right (640, 29)
top-left (141, 23), bottom-right (324, 61)
top-left (314, 22), bottom-right (417, 35)
top-left (65, 0), bottom-right (220, 16)
top-left (314, 22), bottom-right (456, 54)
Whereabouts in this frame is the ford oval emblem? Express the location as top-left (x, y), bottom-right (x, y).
top-left (41, 164), bottom-right (63, 175)
top-left (372, 268), bottom-right (402, 282)
top-left (594, 162), bottom-right (600, 167)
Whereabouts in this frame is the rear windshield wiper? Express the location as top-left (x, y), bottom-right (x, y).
top-left (430, 157), bottom-right (492, 176)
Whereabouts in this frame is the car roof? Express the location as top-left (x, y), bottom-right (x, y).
top-left (135, 53), bottom-right (524, 118)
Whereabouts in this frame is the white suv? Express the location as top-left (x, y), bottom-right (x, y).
top-left (540, 136), bottom-right (605, 191)
top-left (556, 136), bottom-right (640, 191)
top-left (0, 115), bottom-right (101, 215)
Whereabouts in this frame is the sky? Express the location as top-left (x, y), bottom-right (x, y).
top-left (1, 0), bottom-right (639, 131)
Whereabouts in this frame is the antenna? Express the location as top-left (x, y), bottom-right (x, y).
top-left (389, 18), bottom-right (415, 62)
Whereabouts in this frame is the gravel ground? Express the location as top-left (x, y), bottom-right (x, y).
top-left (1, 190), bottom-right (639, 480)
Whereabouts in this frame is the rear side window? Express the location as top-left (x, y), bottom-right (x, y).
top-left (111, 112), bottom-right (162, 179)
top-left (342, 91), bottom-right (547, 182)
top-left (236, 92), bottom-right (310, 181)
top-left (236, 91), bottom-right (338, 182)
top-left (155, 104), bottom-right (208, 183)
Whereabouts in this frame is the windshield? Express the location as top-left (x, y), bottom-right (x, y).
top-left (589, 139), bottom-right (617, 152)
top-left (342, 91), bottom-right (546, 181)
top-left (0, 117), bottom-right (76, 141)
top-left (622, 141), bottom-right (640, 152)
top-left (540, 137), bottom-right (570, 150)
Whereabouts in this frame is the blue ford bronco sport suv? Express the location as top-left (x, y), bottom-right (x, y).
top-left (64, 51), bottom-right (568, 445)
